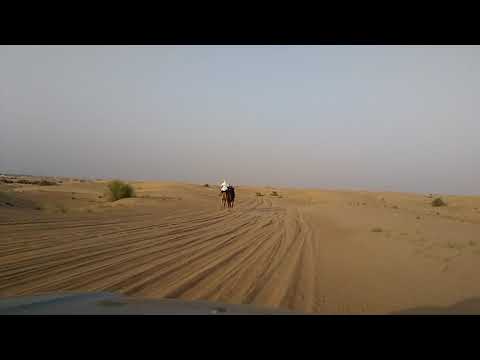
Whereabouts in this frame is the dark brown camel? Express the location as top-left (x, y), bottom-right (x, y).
top-left (220, 188), bottom-right (235, 208)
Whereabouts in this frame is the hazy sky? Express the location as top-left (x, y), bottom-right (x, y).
top-left (1, 45), bottom-right (479, 194)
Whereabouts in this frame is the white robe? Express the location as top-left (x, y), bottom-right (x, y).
top-left (221, 181), bottom-right (229, 192)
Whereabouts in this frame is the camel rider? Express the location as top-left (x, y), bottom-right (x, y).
top-left (220, 180), bottom-right (229, 192)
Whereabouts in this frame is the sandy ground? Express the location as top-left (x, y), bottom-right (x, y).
top-left (1, 177), bottom-right (480, 314)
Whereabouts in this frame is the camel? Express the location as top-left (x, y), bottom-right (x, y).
top-left (220, 187), bottom-right (235, 208)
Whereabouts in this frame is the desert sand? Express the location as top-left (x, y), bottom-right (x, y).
top-left (1, 176), bottom-right (480, 314)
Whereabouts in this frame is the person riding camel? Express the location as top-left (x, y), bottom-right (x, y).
top-left (219, 180), bottom-right (235, 207)
top-left (219, 180), bottom-right (235, 208)
top-left (220, 180), bottom-right (229, 192)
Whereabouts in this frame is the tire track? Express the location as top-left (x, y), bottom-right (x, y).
top-left (0, 190), bottom-right (320, 313)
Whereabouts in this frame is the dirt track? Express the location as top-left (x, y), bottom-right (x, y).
top-left (1, 180), bottom-right (480, 314)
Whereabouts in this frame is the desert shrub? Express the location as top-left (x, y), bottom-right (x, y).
top-left (271, 191), bottom-right (279, 196)
top-left (0, 191), bottom-right (14, 206)
top-left (432, 197), bottom-right (446, 207)
top-left (38, 180), bottom-right (57, 186)
top-left (256, 192), bottom-right (264, 197)
top-left (107, 180), bottom-right (135, 201)
top-left (371, 227), bottom-right (383, 232)
top-left (16, 178), bottom-right (56, 185)
top-left (204, 184), bottom-right (209, 187)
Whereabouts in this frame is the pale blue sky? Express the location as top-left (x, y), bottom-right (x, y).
top-left (1, 46), bottom-right (479, 194)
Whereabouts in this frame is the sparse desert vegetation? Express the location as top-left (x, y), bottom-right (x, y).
top-left (13, 179), bottom-right (57, 186)
top-left (13, 179), bottom-right (30, 184)
top-left (107, 180), bottom-right (135, 201)
top-left (0, 191), bottom-right (15, 207)
top-left (38, 179), bottom-right (57, 186)
top-left (432, 197), bottom-right (447, 207)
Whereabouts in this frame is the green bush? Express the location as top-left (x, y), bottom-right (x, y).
top-left (107, 180), bottom-right (135, 201)
top-left (432, 197), bottom-right (446, 207)
top-left (38, 179), bottom-right (57, 186)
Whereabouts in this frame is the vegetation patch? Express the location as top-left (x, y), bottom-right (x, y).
top-left (38, 180), bottom-right (57, 186)
top-left (432, 197), bottom-right (447, 207)
top-left (107, 180), bottom-right (135, 201)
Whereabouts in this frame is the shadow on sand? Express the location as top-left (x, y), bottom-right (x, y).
top-left (391, 297), bottom-right (480, 315)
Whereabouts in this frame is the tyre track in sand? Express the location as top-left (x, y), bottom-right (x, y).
top-left (0, 192), bottom-right (323, 313)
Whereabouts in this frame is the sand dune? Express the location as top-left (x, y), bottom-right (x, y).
top-left (1, 178), bottom-right (480, 314)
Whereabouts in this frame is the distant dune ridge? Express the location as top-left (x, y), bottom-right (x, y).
top-left (1, 176), bottom-right (480, 314)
